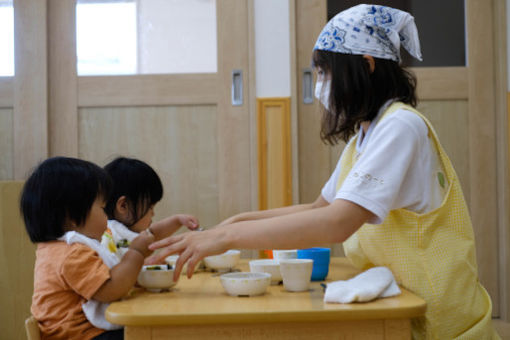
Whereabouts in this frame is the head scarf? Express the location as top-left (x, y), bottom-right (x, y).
top-left (314, 4), bottom-right (422, 62)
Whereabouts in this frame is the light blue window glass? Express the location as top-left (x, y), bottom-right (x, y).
top-left (0, 0), bottom-right (14, 76)
top-left (76, 0), bottom-right (217, 76)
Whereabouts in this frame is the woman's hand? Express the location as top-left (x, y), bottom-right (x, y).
top-left (146, 228), bottom-right (229, 281)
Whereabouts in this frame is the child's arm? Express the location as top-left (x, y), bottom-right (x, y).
top-left (92, 231), bottom-right (154, 302)
top-left (149, 214), bottom-right (199, 240)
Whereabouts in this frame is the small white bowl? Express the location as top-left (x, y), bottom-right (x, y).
top-left (272, 249), bottom-right (298, 262)
top-left (165, 255), bottom-right (203, 275)
top-left (137, 264), bottom-right (176, 292)
top-left (249, 259), bottom-right (282, 285)
top-left (203, 250), bottom-right (241, 271)
top-left (279, 259), bottom-right (313, 292)
top-left (220, 272), bottom-right (271, 296)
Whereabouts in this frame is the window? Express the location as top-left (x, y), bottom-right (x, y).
top-left (76, 0), bottom-right (217, 76)
top-left (76, 0), bottom-right (137, 75)
top-left (0, 0), bottom-right (14, 76)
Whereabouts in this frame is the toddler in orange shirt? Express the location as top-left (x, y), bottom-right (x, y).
top-left (21, 157), bottom-right (180, 340)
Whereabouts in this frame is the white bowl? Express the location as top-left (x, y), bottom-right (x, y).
top-left (220, 272), bottom-right (271, 296)
top-left (165, 255), bottom-right (203, 275)
top-left (279, 259), bottom-right (313, 292)
top-left (272, 249), bottom-right (298, 262)
top-left (137, 264), bottom-right (176, 292)
top-left (249, 259), bottom-right (282, 285)
top-left (203, 250), bottom-right (241, 271)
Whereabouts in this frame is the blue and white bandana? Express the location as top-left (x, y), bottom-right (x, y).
top-left (314, 4), bottom-right (422, 62)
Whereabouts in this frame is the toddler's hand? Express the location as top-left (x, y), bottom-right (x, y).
top-left (129, 230), bottom-right (155, 258)
top-left (176, 214), bottom-right (200, 231)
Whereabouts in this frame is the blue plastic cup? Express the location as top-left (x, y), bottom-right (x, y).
top-left (297, 247), bottom-right (330, 281)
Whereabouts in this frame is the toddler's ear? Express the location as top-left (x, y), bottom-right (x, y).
top-left (115, 196), bottom-right (130, 219)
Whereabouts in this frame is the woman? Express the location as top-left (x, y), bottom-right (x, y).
top-left (148, 5), bottom-right (499, 339)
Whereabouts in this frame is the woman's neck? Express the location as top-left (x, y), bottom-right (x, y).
top-left (360, 121), bottom-right (370, 134)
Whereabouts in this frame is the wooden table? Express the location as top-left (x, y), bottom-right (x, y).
top-left (106, 258), bottom-right (426, 340)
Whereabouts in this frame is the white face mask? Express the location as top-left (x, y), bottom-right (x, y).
top-left (314, 79), bottom-right (331, 110)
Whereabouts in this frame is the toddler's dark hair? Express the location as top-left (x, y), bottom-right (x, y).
top-left (20, 157), bottom-right (112, 243)
top-left (312, 50), bottom-right (417, 144)
top-left (104, 157), bottom-right (163, 225)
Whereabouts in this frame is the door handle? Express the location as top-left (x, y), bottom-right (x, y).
top-left (303, 68), bottom-right (313, 104)
top-left (232, 69), bottom-right (243, 106)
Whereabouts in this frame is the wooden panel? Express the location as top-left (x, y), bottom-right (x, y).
top-left (0, 181), bottom-right (37, 340)
top-left (418, 100), bottom-right (471, 205)
top-left (288, 0), bottom-right (300, 204)
top-left (247, 0), bottom-right (258, 211)
top-left (0, 78), bottom-right (13, 107)
top-left (0, 109), bottom-right (13, 180)
top-left (296, 0), bottom-right (329, 204)
top-left (412, 67), bottom-right (468, 100)
top-left (384, 319), bottom-right (411, 340)
top-left (495, 0), bottom-right (510, 321)
top-left (216, 0), bottom-right (252, 219)
top-left (78, 105), bottom-right (219, 228)
top-left (78, 74), bottom-right (218, 107)
top-left (48, 0), bottom-right (78, 157)
top-left (13, 0), bottom-right (48, 179)
top-left (148, 320), bottom-right (407, 340)
top-left (257, 98), bottom-right (292, 210)
top-left (125, 327), bottom-right (150, 340)
top-left (466, 0), bottom-right (499, 314)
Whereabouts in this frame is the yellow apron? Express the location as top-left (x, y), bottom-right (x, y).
top-left (336, 102), bottom-right (499, 340)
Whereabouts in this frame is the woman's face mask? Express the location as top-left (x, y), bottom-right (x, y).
top-left (314, 79), bottom-right (331, 110)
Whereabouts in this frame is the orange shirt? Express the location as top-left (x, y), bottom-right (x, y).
top-left (31, 241), bottom-right (111, 340)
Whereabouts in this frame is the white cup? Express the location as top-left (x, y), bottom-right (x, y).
top-left (272, 249), bottom-right (298, 262)
top-left (279, 259), bottom-right (313, 292)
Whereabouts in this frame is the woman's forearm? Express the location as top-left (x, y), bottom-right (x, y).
top-left (221, 196), bottom-right (329, 225)
top-left (221, 199), bottom-right (371, 250)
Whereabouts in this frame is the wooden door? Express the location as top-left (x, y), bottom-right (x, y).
top-left (44, 0), bottom-right (255, 228)
top-left (2, 2), bottom-right (255, 337)
top-left (294, 0), bottom-right (509, 318)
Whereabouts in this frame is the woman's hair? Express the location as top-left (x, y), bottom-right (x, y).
top-left (20, 157), bottom-right (112, 243)
top-left (312, 50), bottom-right (417, 144)
top-left (104, 157), bottom-right (163, 225)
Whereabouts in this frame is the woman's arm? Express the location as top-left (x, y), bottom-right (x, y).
top-left (219, 195), bottom-right (329, 225)
top-left (92, 231), bottom-right (154, 302)
top-left (148, 198), bottom-right (374, 280)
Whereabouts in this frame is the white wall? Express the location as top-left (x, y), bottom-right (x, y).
top-left (254, 0), bottom-right (291, 97)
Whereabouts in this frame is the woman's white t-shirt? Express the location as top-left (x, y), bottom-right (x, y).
top-left (321, 103), bottom-right (448, 224)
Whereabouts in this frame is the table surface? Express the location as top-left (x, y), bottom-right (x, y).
top-left (106, 257), bottom-right (426, 327)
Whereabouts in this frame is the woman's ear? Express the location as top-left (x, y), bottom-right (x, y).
top-left (363, 54), bottom-right (375, 73)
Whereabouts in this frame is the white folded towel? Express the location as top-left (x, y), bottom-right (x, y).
top-left (324, 266), bottom-right (401, 303)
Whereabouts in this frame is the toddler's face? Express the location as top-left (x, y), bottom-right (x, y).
top-left (79, 197), bottom-right (108, 240)
top-left (130, 205), bottom-right (155, 233)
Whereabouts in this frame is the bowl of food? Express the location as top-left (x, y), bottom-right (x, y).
top-left (203, 250), bottom-right (241, 272)
top-left (220, 272), bottom-right (271, 297)
top-left (249, 259), bottom-right (282, 285)
top-left (165, 255), bottom-right (203, 275)
top-left (137, 264), bottom-right (176, 292)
